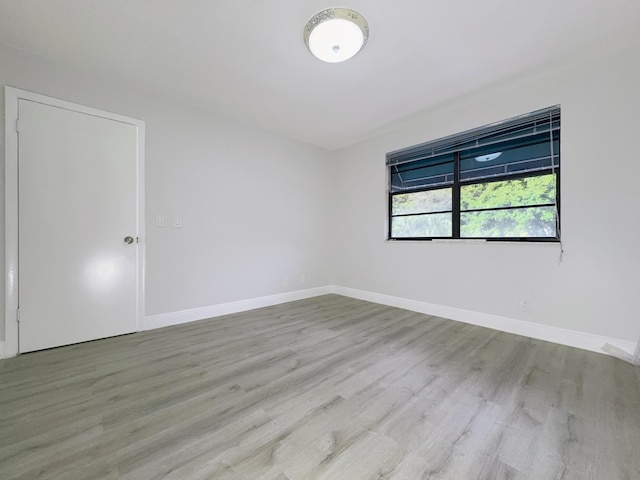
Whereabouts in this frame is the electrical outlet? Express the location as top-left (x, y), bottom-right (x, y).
top-left (299, 274), bottom-right (306, 284)
top-left (520, 298), bottom-right (530, 311)
top-left (283, 277), bottom-right (289, 287)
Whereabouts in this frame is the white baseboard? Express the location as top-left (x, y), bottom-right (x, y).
top-left (0, 285), bottom-right (636, 359)
top-left (142, 286), bottom-right (333, 331)
top-left (4, 284), bottom-right (631, 361)
top-left (143, 284), bottom-right (636, 358)
top-left (331, 286), bottom-right (638, 357)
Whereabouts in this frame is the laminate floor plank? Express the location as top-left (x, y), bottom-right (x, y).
top-left (1, 294), bottom-right (639, 479)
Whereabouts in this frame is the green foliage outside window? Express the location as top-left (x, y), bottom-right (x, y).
top-left (461, 174), bottom-right (557, 238)
top-left (390, 174), bottom-right (557, 239)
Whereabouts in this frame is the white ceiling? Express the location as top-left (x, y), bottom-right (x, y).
top-left (1, 1), bottom-right (639, 150)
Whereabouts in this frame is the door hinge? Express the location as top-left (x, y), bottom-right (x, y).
top-left (15, 119), bottom-right (22, 132)
top-left (16, 308), bottom-right (21, 323)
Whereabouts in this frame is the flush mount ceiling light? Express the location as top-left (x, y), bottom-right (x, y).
top-left (304, 8), bottom-right (369, 63)
top-left (475, 152), bottom-right (502, 162)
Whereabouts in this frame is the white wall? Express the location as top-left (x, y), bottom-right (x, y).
top-left (2, 39), bottom-right (639, 351)
top-left (0, 43), bottom-right (335, 341)
top-left (334, 41), bottom-right (640, 343)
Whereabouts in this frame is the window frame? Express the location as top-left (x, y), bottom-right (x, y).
top-left (387, 108), bottom-right (561, 242)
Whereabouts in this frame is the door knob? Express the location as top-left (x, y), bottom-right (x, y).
top-left (124, 236), bottom-right (135, 245)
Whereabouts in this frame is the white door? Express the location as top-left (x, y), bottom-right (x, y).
top-left (18, 98), bottom-right (140, 353)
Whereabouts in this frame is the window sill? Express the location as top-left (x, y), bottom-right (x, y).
top-left (386, 238), bottom-right (561, 245)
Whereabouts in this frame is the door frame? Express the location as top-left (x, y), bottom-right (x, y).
top-left (4, 86), bottom-right (145, 357)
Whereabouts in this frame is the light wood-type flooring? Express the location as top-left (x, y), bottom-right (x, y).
top-left (1, 294), bottom-right (639, 480)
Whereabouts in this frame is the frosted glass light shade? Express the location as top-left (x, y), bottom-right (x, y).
top-left (475, 152), bottom-right (503, 162)
top-left (304, 8), bottom-right (369, 63)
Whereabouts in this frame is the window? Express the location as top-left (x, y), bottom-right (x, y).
top-left (387, 106), bottom-right (560, 241)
